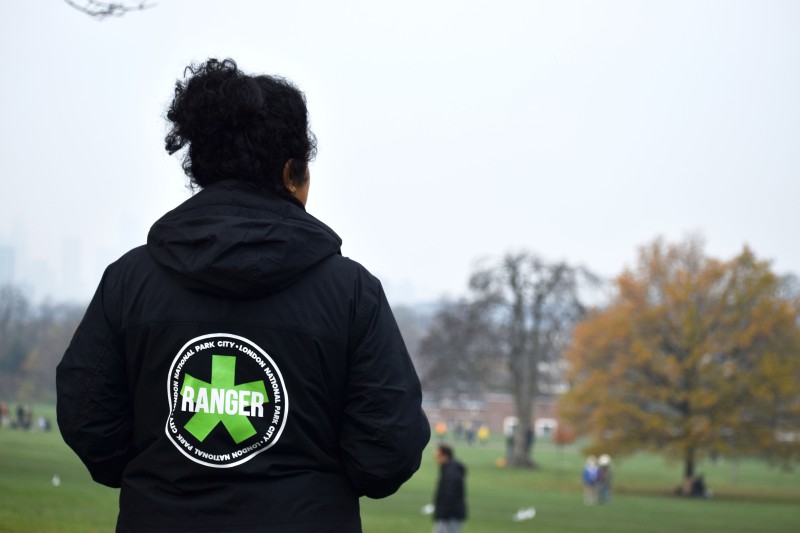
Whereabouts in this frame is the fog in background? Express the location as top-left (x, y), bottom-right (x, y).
top-left (1, 0), bottom-right (798, 306)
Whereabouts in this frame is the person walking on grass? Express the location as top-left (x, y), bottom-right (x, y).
top-left (433, 443), bottom-right (467, 533)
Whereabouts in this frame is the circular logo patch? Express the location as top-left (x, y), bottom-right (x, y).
top-left (165, 333), bottom-right (289, 468)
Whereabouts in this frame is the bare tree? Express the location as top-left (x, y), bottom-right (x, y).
top-left (416, 253), bottom-right (597, 467)
top-left (417, 298), bottom-right (501, 400)
top-left (23, 302), bottom-right (85, 401)
top-left (391, 304), bottom-right (434, 372)
top-left (0, 285), bottom-right (32, 398)
top-left (469, 253), bottom-right (597, 467)
top-left (63, 0), bottom-right (155, 19)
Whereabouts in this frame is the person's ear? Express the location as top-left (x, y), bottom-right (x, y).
top-left (282, 160), bottom-right (296, 194)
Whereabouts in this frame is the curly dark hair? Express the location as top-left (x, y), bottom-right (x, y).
top-left (165, 58), bottom-right (316, 194)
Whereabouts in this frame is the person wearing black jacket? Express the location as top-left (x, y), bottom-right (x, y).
top-left (56, 58), bottom-right (430, 533)
top-left (433, 444), bottom-right (467, 533)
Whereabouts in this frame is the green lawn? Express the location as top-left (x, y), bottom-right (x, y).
top-left (363, 439), bottom-right (800, 532)
top-left (1, 409), bottom-right (798, 532)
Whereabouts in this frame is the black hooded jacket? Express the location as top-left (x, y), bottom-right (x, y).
top-left (56, 181), bottom-right (431, 532)
top-left (434, 459), bottom-right (467, 521)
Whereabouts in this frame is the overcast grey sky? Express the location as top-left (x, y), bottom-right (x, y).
top-left (1, 0), bottom-right (798, 305)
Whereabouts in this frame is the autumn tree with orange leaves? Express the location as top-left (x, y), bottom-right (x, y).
top-left (559, 237), bottom-right (800, 481)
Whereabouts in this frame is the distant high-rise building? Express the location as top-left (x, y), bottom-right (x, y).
top-left (0, 245), bottom-right (14, 285)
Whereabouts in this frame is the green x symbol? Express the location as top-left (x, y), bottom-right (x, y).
top-left (180, 355), bottom-right (269, 444)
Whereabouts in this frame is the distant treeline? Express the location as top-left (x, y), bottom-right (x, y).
top-left (0, 285), bottom-right (85, 402)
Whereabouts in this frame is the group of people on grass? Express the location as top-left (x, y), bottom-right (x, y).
top-left (675, 473), bottom-right (713, 498)
top-left (583, 453), bottom-right (714, 503)
top-left (0, 402), bottom-right (49, 431)
top-left (582, 454), bottom-right (613, 505)
top-left (434, 420), bottom-right (491, 446)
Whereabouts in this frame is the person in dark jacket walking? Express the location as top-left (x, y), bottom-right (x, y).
top-left (56, 58), bottom-right (430, 533)
top-left (433, 444), bottom-right (467, 533)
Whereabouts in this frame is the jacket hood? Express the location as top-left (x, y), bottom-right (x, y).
top-left (147, 180), bottom-right (342, 298)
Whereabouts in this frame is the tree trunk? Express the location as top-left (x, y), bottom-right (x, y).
top-left (510, 398), bottom-right (533, 466)
top-left (684, 448), bottom-right (695, 479)
top-left (508, 262), bottom-right (534, 468)
top-left (510, 350), bottom-right (535, 467)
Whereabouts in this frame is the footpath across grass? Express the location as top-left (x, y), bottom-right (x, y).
top-left (1, 412), bottom-right (798, 532)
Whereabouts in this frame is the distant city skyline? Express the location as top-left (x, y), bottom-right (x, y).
top-left (0, 220), bottom-right (134, 303)
top-left (3, 219), bottom-right (799, 307)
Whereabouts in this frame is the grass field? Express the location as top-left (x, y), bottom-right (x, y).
top-left (1, 406), bottom-right (798, 532)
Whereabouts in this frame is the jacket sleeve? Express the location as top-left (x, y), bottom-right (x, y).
top-left (56, 269), bottom-right (135, 488)
top-left (339, 273), bottom-right (431, 498)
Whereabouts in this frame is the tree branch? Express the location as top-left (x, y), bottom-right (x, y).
top-left (63, 0), bottom-right (156, 19)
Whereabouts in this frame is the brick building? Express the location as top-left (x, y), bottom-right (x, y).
top-left (423, 392), bottom-right (559, 438)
